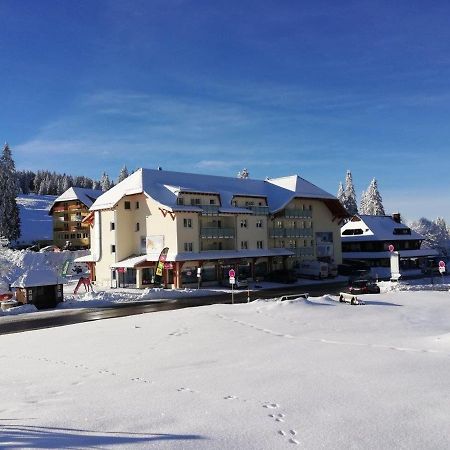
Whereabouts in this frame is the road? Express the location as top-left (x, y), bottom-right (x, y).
top-left (0, 281), bottom-right (347, 335)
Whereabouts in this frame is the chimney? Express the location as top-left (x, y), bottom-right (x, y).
top-left (392, 212), bottom-right (401, 223)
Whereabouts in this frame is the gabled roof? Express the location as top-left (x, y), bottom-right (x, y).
top-left (341, 215), bottom-right (423, 241)
top-left (11, 269), bottom-right (61, 288)
top-left (49, 187), bottom-right (103, 214)
top-left (90, 168), bottom-right (348, 218)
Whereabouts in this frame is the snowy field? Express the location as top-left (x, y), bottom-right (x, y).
top-left (1, 289), bottom-right (449, 449)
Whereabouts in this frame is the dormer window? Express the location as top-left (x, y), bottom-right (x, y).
top-left (393, 228), bottom-right (411, 235)
top-left (177, 197), bottom-right (184, 205)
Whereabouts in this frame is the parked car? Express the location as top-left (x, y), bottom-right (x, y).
top-left (39, 245), bottom-right (61, 253)
top-left (348, 279), bottom-right (380, 295)
top-left (296, 261), bottom-right (329, 279)
top-left (221, 276), bottom-right (249, 289)
top-left (265, 269), bottom-right (297, 284)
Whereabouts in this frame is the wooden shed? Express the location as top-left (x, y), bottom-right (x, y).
top-left (11, 269), bottom-right (64, 309)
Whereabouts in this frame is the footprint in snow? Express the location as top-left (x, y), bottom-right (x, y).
top-left (263, 403), bottom-right (280, 409)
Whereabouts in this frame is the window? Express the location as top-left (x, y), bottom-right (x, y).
top-left (135, 201), bottom-right (140, 209)
top-left (64, 234), bottom-right (69, 239)
top-left (83, 233), bottom-right (88, 238)
top-left (309, 205), bottom-right (312, 211)
top-left (70, 233), bottom-right (75, 239)
top-left (210, 199), bottom-right (215, 205)
top-left (76, 233), bottom-right (81, 239)
top-left (240, 219), bottom-right (248, 228)
top-left (124, 201), bottom-right (131, 210)
top-left (190, 198), bottom-right (201, 205)
top-left (110, 222), bottom-right (115, 231)
top-left (177, 197), bottom-right (184, 205)
top-left (241, 241), bottom-right (248, 249)
top-left (184, 242), bottom-right (193, 252)
top-left (256, 220), bottom-right (263, 228)
top-left (63, 214), bottom-right (69, 221)
top-left (276, 220), bottom-right (283, 228)
top-left (257, 240), bottom-right (263, 249)
top-left (136, 222), bottom-right (140, 232)
top-left (184, 218), bottom-right (192, 228)
top-left (111, 245), bottom-right (116, 253)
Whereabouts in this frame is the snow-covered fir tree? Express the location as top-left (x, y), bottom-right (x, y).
top-left (100, 172), bottom-right (112, 192)
top-left (336, 182), bottom-right (345, 205)
top-left (360, 178), bottom-right (385, 215)
top-left (237, 168), bottom-right (249, 179)
top-left (410, 217), bottom-right (450, 255)
top-left (342, 170), bottom-right (358, 215)
top-left (117, 165), bottom-right (129, 183)
top-left (0, 143), bottom-right (21, 241)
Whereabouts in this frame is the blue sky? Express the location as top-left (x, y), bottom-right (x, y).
top-left (1, 0), bottom-right (450, 223)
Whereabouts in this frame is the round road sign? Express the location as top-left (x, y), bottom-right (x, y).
top-left (228, 269), bottom-right (236, 278)
top-left (439, 260), bottom-right (445, 268)
top-left (388, 245), bottom-right (395, 252)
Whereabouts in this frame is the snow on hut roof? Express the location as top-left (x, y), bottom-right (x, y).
top-left (11, 269), bottom-right (60, 288)
top-left (90, 168), bottom-right (345, 216)
top-left (341, 215), bottom-right (424, 241)
top-left (49, 187), bottom-right (103, 213)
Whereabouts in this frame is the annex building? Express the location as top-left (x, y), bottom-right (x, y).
top-left (49, 187), bottom-right (103, 250)
top-left (341, 214), bottom-right (438, 269)
top-left (78, 168), bottom-right (348, 288)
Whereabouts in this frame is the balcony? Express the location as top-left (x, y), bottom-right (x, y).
top-left (247, 205), bottom-right (269, 215)
top-left (283, 209), bottom-right (312, 218)
top-left (200, 227), bottom-right (235, 239)
top-left (200, 205), bottom-right (221, 215)
top-left (269, 228), bottom-right (313, 238)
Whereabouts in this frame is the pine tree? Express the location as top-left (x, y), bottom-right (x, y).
top-left (360, 189), bottom-right (368, 214)
top-left (411, 217), bottom-right (450, 255)
top-left (118, 165), bottom-right (129, 183)
top-left (336, 182), bottom-right (345, 205)
top-left (342, 170), bottom-right (358, 216)
top-left (0, 143), bottom-right (21, 241)
top-left (100, 172), bottom-right (112, 192)
top-left (361, 178), bottom-right (385, 215)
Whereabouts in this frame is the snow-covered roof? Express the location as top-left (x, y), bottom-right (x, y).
top-left (49, 187), bottom-right (103, 213)
top-left (11, 269), bottom-right (61, 288)
top-left (341, 215), bottom-right (424, 242)
top-left (90, 168), bottom-right (345, 216)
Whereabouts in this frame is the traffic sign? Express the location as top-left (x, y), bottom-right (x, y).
top-left (388, 244), bottom-right (394, 252)
top-left (439, 260), bottom-right (445, 268)
top-left (229, 276), bottom-right (236, 284)
top-left (228, 269), bottom-right (235, 278)
top-left (439, 266), bottom-right (445, 274)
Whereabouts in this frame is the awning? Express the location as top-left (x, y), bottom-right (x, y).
top-left (74, 254), bottom-right (97, 263)
top-left (110, 248), bottom-right (294, 268)
top-left (111, 255), bottom-right (149, 268)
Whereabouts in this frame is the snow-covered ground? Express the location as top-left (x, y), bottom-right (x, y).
top-left (13, 194), bottom-right (56, 247)
top-left (1, 289), bottom-right (449, 449)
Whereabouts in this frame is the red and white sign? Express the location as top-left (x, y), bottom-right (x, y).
top-left (229, 276), bottom-right (236, 285)
top-left (228, 269), bottom-right (236, 278)
top-left (164, 262), bottom-right (173, 269)
top-left (439, 260), bottom-right (445, 268)
top-left (117, 267), bottom-right (126, 273)
top-left (388, 244), bottom-right (395, 252)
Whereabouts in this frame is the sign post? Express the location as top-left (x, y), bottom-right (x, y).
top-left (439, 260), bottom-right (446, 277)
top-left (197, 267), bottom-right (202, 289)
top-left (229, 269), bottom-right (235, 304)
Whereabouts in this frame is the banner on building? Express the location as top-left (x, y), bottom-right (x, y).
top-left (146, 235), bottom-right (165, 255)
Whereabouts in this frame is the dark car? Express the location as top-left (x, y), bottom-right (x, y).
top-left (265, 269), bottom-right (297, 284)
top-left (348, 279), bottom-right (380, 295)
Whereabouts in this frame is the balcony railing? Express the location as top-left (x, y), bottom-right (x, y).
top-left (269, 228), bottom-right (313, 238)
top-left (200, 205), bottom-right (221, 215)
top-left (283, 209), bottom-right (312, 218)
top-left (247, 206), bottom-right (269, 215)
top-left (200, 227), bottom-right (235, 239)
